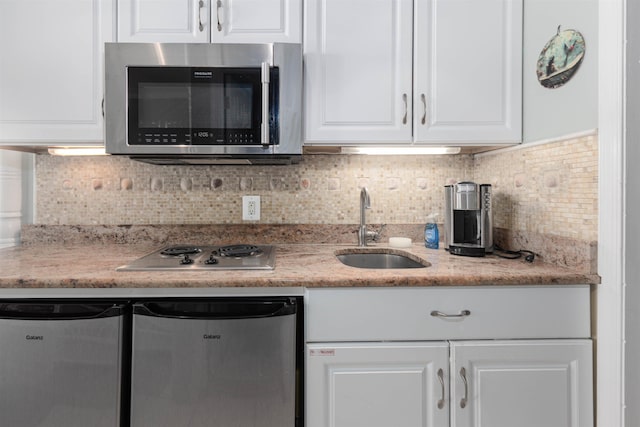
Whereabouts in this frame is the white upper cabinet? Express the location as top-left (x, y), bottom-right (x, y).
top-left (0, 0), bottom-right (115, 145)
top-left (211, 0), bottom-right (302, 43)
top-left (117, 0), bottom-right (210, 42)
top-left (117, 0), bottom-right (301, 43)
top-left (304, 0), bottom-right (523, 145)
top-left (304, 0), bottom-right (413, 142)
top-left (414, 0), bottom-right (522, 143)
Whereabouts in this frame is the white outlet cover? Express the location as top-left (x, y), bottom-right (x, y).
top-left (242, 195), bottom-right (261, 220)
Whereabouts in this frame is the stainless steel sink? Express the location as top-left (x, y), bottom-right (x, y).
top-left (335, 251), bottom-right (428, 269)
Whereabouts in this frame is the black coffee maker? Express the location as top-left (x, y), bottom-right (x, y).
top-left (444, 182), bottom-right (493, 257)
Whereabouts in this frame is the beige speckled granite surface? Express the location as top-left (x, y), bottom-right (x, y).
top-left (21, 224), bottom-right (598, 273)
top-left (0, 242), bottom-right (600, 290)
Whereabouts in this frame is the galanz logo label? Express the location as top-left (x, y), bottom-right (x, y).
top-left (203, 334), bottom-right (221, 340)
top-left (26, 335), bottom-right (43, 341)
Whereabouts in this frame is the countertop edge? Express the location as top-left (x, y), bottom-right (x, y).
top-left (0, 242), bottom-right (601, 290)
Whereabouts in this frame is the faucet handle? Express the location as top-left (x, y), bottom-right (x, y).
top-left (370, 224), bottom-right (386, 242)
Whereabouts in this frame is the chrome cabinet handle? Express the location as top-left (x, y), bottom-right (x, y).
top-left (421, 93), bottom-right (427, 124)
top-left (460, 367), bottom-right (468, 409)
top-left (402, 93), bottom-right (408, 124)
top-left (198, 0), bottom-right (205, 31)
top-left (430, 310), bottom-right (471, 318)
top-left (261, 62), bottom-right (270, 145)
top-left (216, 0), bottom-right (223, 31)
top-left (437, 368), bottom-right (445, 409)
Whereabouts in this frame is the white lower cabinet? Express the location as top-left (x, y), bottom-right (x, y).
top-left (450, 340), bottom-right (593, 427)
top-left (305, 287), bottom-right (593, 427)
top-left (306, 342), bottom-right (450, 427)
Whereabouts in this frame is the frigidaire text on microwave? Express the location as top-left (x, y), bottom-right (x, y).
top-left (104, 43), bottom-right (302, 165)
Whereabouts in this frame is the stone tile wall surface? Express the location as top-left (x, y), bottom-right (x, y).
top-left (36, 154), bottom-right (473, 226)
top-left (35, 134), bottom-right (598, 242)
top-left (473, 133), bottom-right (598, 242)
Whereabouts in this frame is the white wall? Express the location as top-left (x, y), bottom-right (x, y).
top-left (0, 150), bottom-right (23, 247)
top-left (0, 150), bottom-right (33, 247)
top-left (625, 0), bottom-right (640, 423)
top-left (523, 0), bottom-right (598, 142)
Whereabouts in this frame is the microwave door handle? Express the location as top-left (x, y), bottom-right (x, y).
top-left (261, 62), bottom-right (270, 146)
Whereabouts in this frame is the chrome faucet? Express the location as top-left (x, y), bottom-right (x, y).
top-left (358, 187), bottom-right (376, 247)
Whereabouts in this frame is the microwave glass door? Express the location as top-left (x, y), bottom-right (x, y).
top-left (127, 67), bottom-right (278, 146)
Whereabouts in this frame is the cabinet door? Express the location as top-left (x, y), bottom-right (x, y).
top-left (450, 340), bottom-right (593, 427)
top-left (117, 0), bottom-right (209, 42)
top-left (414, 0), bottom-right (522, 143)
top-left (211, 0), bottom-right (301, 43)
top-left (306, 342), bottom-right (449, 427)
top-left (0, 0), bottom-right (115, 145)
top-left (304, 0), bottom-right (413, 143)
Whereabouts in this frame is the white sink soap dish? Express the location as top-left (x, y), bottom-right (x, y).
top-left (388, 237), bottom-right (412, 248)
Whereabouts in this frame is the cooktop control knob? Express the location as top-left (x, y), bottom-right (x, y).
top-left (180, 254), bottom-right (194, 265)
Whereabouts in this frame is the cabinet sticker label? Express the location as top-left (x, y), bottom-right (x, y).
top-left (310, 349), bottom-right (335, 357)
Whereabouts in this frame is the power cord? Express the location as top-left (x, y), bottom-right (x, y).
top-left (493, 245), bottom-right (536, 263)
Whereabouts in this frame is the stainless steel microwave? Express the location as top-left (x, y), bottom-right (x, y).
top-left (104, 43), bottom-right (302, 165)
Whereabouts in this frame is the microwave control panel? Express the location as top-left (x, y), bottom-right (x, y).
top-left (133, 130), bottom-right (261, 146)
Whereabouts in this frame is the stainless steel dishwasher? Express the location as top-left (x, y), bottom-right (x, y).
top-left (130, 297), bottom-right (300, 427)
top-left (0, 301), bottom-right (126, 427)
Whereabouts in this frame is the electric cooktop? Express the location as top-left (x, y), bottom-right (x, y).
top-left (116, 244), bottom-right (276, 271)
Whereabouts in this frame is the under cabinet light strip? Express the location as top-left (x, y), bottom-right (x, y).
top-left (340, 146), bottom-right (461, 155)
top-left (48, 147), bottom-right (107, 156)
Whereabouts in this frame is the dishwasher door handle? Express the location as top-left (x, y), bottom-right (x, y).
top-left (133, 298), bottom-right (297, 319)
top-left (0, 302), bottom-right (126, 320)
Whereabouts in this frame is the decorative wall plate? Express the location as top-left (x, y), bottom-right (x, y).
top-left (536, 26), bottom-right (586, 89)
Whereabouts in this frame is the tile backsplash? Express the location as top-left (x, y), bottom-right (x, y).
top-left (36, 153), bottom-right (473, 226)
top-left (474, 133), bottom-right (598, 242)
top-left (35, 133), bottom-right (598, 242)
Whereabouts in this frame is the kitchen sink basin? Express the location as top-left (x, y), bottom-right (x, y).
top-left (335, 250), bottom-right (429, 269)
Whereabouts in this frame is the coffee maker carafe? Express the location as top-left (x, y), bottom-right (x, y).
top-left (444, 182), bottom-right (493, 256)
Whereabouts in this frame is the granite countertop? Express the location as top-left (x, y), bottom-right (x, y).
top-left (0, 242), bottom-right (600, 291)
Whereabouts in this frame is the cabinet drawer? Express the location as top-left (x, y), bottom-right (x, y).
top-left (305, 286), bottom-right (591, 342)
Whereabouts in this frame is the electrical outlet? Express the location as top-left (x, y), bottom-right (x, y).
top-left (242, 195), bottom-right (261, 220)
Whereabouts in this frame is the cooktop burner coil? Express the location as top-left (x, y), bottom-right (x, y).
top-left (218, 245), bottom-right (263, 257)
top-left (160, 246), bottom-right (202, 256)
